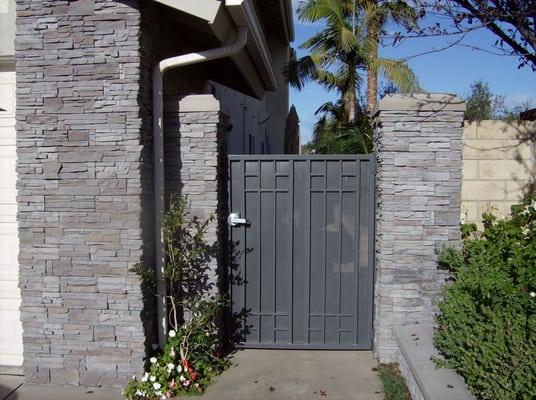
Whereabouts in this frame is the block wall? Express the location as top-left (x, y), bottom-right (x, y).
top-left (461, 120), bottom-right (536, 225)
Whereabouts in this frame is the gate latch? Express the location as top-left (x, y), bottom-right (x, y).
top-left (228, 213), bottom-right (249, 227)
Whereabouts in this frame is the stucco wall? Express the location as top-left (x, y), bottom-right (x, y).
top-left (211, 81), bottom-right (269, 155)
top-left (461, 120), bottom-right (536, 225)
top-left (0, 0), bottom-right (15, 58)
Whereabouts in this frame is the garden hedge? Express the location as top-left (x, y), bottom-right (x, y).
top-left (435, 196), bottom-right (536, 400)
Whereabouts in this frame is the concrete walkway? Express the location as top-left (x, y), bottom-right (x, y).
top-left (194, 350), bottom-right (383, 400)
top-left (0, 376), bottom-right (122, 400)
top-left (1, 350), bottom-right (383, 400)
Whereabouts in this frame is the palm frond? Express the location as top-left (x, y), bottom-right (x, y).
top-left (372, 58), bottom-right (421, 92)
top-left (285, 56), bottom-right (317, 90)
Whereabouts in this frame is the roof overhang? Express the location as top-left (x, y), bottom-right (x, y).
top-left (279, 0), bottom-right (294, 42)
top-left (151, 0), bottom-right (281, 98)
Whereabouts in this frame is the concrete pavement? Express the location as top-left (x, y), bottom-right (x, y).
top-left (193, 350), bottom-right (383, 400)
top-left (1, 350), bottom-right (383, 400)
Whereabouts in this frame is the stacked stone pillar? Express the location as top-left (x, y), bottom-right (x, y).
top-left (164, 94), bottom-right (229, 294)
top-left (15, 0), bottom-right (154, 386)
top-left (373, 93), bottom-right (465, 362)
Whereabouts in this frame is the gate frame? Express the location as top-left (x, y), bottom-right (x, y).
top-left (227, 154), bottom-right (376, 350)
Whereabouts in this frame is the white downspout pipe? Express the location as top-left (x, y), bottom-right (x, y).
top-left (153, 27), bottom-right (248, 348)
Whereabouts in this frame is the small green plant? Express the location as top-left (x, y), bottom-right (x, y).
top-left (435, 195), bottom-right (536, 400)
top-left (378, 364), bottom-right (411, 400)
top-left (123, 196), bottom-right (229, 399)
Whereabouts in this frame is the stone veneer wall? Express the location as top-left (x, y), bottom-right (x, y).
top-left (373, 93), bottom-right (465, 362)
top-left (16, 0), bottom-right (155, 386)
top-left (164, 94), bottom-right (229, 296)
top-left (462, 120), bottom-right (536, 225)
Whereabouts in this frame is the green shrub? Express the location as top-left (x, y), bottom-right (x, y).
top-left (435, 196), bottom-right (536, 400)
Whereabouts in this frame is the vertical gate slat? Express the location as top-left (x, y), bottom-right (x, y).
top-left (289, 160), bottom-right (294, 345)
top-left (322, 160), bottom-right (327, 344)
top-left (354, 160), bottom-right (361, 346)
top-left (367, 158), bottom-right (376, 346)
top-left (272, 160), bottom-right (277, 344)
top-left (257, 160), bottom-right (261, 344)
top-left (338, 160), bottom-right (343, 345)
top-left (241, 160), bottom-right (247, 342)
top-left (305, 159), bottom-right (311, 344)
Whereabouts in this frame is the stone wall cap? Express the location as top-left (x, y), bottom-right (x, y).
top-left (374, 92), bottom-right (466, 114)
top-left (179, 94), bottom-right (221, 112)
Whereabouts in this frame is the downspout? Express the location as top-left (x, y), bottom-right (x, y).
top-left (153, 27), bottom-right (248, 348)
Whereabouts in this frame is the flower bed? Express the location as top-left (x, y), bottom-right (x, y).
top-left (122, 196), bottom-right (229, 399)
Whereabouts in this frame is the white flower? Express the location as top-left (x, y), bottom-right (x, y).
top-left (205, 332), bottom-right (210, 337)
top-left (155, 391), bottom-right (162, 396)
top-left (168, 330), bottom-right (176, 338)
top-left (183, 379), bottom-right (190, 387)
top-left (161, 396), bottom-right (167, 400)
top-left (150, 357), bottom-right (157, 364)
top-left (176, 365), bottom-right (183, 373)
top-left (141, 373), bottom-right (149, 382)
top-left (135, 389), bottom-right (144, 396)
top-left (179, 375), bottom-right (185, 382)
top-left (150, 375), bottom-right (156, 382)
top-left (153, 382), bottom-right (162, 390)
top-left (170, 350), bottom-right (176, 357)
top-left (530, 292), bottom-right (536, 298)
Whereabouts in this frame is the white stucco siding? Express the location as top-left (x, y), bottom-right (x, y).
top-left (0, 0), bottom-right (15, 58)
top-left (0, 67), bottom-right (23, 367)
top-left (211, 81), bottom-right (277, 155)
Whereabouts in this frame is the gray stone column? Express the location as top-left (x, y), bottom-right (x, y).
top-left (164, 94), bottom-right (229, 294)
top-left (373, 93), bottom-right (465, 362)
top-left (16, 0), bottom-right (155, 387)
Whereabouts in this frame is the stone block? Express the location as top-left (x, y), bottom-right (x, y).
top-left (462, 160), bottom-right (478, 180)
top-left (479, 160), bottom-right (530, 180)
top-left (506, 181), bottom-right (526, 201)
top-left (461, 181), bottom-right (504, 201)
top-left (463, 139), bottom-right (505, 160)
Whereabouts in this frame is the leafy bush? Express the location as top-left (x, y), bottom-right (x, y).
top-left (435, 196), bottom-right (536, 400)
top-left (123, 196), bottom-right (229, 399)
top-left (302, 100), bottom-right (373, 155)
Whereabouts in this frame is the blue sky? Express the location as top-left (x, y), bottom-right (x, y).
top-left (290, 2), bottom-right (536, 143)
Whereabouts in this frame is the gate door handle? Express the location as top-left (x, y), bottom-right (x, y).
top-left (228, 213), bottom-right (249, 227)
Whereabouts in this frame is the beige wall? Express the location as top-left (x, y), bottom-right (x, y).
top-left (0, 0), bottom-right (15, 59)
top-left (462, 120), bottom-right (536, 225)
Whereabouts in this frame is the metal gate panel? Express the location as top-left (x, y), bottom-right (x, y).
top-left (229, 155), bottom-right (375, 349)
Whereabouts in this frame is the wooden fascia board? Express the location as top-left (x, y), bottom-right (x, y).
top-left (226, 0), bottom-right (280, 90)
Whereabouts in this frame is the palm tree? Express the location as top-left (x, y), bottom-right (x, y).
top-left (361, 0), bottom-right (418, 114)
top-left (288, 0), bottom-right (366, 122)
top-left (289, 0), bottom-right (419, 121)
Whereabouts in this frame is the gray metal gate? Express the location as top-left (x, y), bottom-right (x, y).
top-left (228, 155), bottom-right (375, 349)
